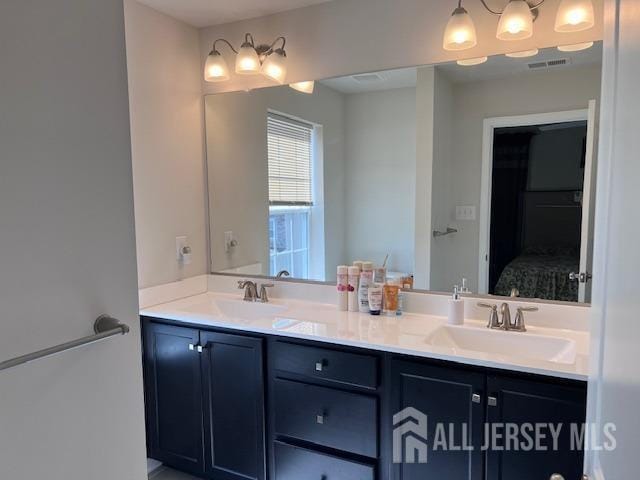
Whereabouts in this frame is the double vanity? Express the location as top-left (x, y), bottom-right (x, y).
top-left (140, 277), bottom-right (589, 480)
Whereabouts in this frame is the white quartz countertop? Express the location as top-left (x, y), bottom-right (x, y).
top-left (140, 292), bottom-right (589, 381)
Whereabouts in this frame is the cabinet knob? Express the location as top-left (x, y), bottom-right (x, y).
top-left (488, 396), bottom-right (497, 407)
top-left (188, 343), bottom-right (195, 351)
top-left (549, 475), bottom-right (564, 480)
top-left (315, 361), bottom-right (325, 371)
top-left (197, 345), bottom-right (203, 353)
top-left (316, 414), bottom-right (325, 424)
top-left (472, 393), bottom-right (481, 404)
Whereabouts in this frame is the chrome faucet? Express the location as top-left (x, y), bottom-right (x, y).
top-left (477, 302), bottom-right (538, 332)
top-left (238, 280), bottom-right (274, 303)
top-left (276, 270), bottom-right (290, 278)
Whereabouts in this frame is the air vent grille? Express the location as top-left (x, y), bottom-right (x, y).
top-left (527, 58), bottom-right (570, 69)
top-left (352, 73), bottom-right (384, 83)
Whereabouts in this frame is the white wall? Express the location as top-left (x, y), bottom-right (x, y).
top-left (586, 0), bottom-right (640, 478)
top-left (199, 0), bottom-right (603, 95)
top-left (125, 0), bottom-right (207, 288)
top-left (344, 88), bottom-right (416, 274)
top-left (0, 0), bottom-right (147, 478)
top-left (205, 83), bottom-right (345, 278)
top-left (432, 64), bottom-right (602, 293)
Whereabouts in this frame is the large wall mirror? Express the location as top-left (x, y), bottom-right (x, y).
top-left (205, 42), bottom-right (602, 304)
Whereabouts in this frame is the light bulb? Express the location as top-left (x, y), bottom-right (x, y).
top-left (555, 0), bottom-right (595, 32)
top-left (557, 41), bottom-right (594, 52)
top-left (261, 49), bottom-right (287, 83)
top-left (290, 81), bottom-right (315, 94)
top-left (235, 43), bottom-right (260, 74)
top-left (505, 48), bottom-right (539, 58)
top-left (204, 51), bottom-right (230, 82)
top-left (443, 7), bottom-right (477, 51)
top-left (457, 56), bottom-right (488, 66)
top-left (497, 0), bottom-right (534, 40)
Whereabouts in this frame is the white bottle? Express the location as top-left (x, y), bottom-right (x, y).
top-left (337, 265), bottom-right (349, 311)
top-left (447, 285), bottom-right (464, 325)
top-left (348, 266), bottom-right (360, 312)
top-left (358, 269), bottom-right (374, 313)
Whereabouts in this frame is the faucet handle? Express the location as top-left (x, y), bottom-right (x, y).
top-left (258, 283), bottom-right (274, 303)
top-left (477, 303), bottom-right (501, 329)
top-left (512, 306), bottom-right (538, 332)
top-left (237, 280), bottom-right (246, 289)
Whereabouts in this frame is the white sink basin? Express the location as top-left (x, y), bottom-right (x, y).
top-left (424, 325), bottom-right (577, 364)
top-left (213, 298), bottom-right (287, 321)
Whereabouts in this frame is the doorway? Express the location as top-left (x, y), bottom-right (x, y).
top-left (478, 105), bottom-right (598, 302)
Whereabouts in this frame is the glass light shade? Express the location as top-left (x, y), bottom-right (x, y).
top-left (457, 56), bottom-right (488, 66)
top-left (555, 0), bottom-right (595, 32)
top-left (497, 0), bottom-right (534, 40)
top-left (235, 43), bottom-right (261, 74)
top-left (290, 81), bottom-right (315, 94)
top-left (204, 51), bottom-right (230, 82)
top-left (505, 48), bottom-right (539, 58)
top-left (261, 50), bottom-right (287, 83)
top-left (442, 7), bottom-right (477, 51)
top-left (557, 41), bottom-right (594, 52)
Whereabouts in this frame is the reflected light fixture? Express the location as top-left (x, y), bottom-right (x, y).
top-left (443, 0), bottom-right (478, 51)
top-left (457, 56), bottom-right (488, 66)
top-left (204, 33), bottom-right (288, 83)
top-left (505, 48), bottom-right (539, 57)
top-left (557, 41), bottom-right (594, 52)
top-left (554, 0), bottom-right (595, 32)
top-left (290, 81), bottom-right (315, 94)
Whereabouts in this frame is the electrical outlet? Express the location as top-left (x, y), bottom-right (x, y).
top-left (224, 231), bottom-right (238, 252)
top-left (176, 236), bottom-right (188, 261)
top-left (455, 205), bottom-right (476, 221)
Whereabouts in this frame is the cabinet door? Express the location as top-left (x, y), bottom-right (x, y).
top-left (201, 331), bottom-right (266, 480)
top-left (485, 375), bottom-right (587, 480)
top-left (390, 360), bottom-right (484, 480)
top-left (143, 322), bottom-right (204, 474)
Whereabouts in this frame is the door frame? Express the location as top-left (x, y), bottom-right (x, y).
top-left (478, 108), bottom-right (589, 294)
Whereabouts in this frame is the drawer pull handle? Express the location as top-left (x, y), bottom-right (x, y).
top-left (472, 393), bottom-right (481, 404)
top-left (315, 361), bottom-right (325, 371)
top-left (488, 396), bottom-right (497, 407)
top-left (316, 414), bottom-right (325, 424)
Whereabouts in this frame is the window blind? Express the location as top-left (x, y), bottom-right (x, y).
top-left (267, 113), bottom-right (313, 206)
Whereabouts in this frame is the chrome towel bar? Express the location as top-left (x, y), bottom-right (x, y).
top-left (0, 315), bottom-right (129, 373)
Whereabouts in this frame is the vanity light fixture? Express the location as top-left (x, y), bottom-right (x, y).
top-left (554, 0), bottom-right (595, 32)
top-left (505, 48), bottom-right (539, 57)
top-left (204, 33), bottom-right (288, 83)
top-left (442, 0), bottom-right (595, 52)
top-left (557, 41), bottom-right (594, 52)
top-left (443, 0), bottom-right (478, 51)
top-left (290, 81), bottom-right (315, 94)
top-left (457, 56), bottom-right (488, 66)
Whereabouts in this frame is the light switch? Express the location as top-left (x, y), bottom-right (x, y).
top-left (175, 236), bottom-right (192, 264)
top-left (455, 205), bottom-right (476, 221)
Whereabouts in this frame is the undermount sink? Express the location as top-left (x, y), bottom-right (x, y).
top-left (213, 298), bottom-right (287, 321)
top-left (424, 325), bottom-right (577, 364)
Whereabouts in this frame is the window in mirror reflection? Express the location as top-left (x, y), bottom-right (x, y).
top-left (267, 113), bottom-right (322, 278)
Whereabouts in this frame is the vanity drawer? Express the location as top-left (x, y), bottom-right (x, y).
top-left (273, 341), bottom-right (378, 389)
top-left (274, 378), bottom-right (378, 458)
top-left (274, 442), bottom-right (375, 480)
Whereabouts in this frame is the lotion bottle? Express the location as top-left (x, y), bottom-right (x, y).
top-left (337, 265), bottom-right (349, 311)
top-left (447, 285), bottom-right (464, 325)
top-left (348, 266), bottom-right (360, 312)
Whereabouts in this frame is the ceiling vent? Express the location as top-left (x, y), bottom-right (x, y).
top-left (527, 58), bottom-right (570, 69)
top-left (352, 73), bottom-right (384, 83)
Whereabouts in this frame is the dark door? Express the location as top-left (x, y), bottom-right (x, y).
top-left (201, 331), bottom-right (266, 480)
top-left (390, 359), bottom-right (485, 480)
top-left (485, 375), bottom-right (587, 480)
top-left (143, 322), bottom-right (204, 474)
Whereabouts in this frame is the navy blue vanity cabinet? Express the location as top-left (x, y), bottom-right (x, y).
top-left (200, 331), bottom-right (266, 480)
top-left (485, 375), bottom-right (587, 480)
top-left (143, 322), bottom-right (204, 475)
top-left (390, 359), bottom-right (485, 480)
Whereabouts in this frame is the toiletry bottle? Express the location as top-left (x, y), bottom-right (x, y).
top-left (383, 283), bottom-right (400, 316)
top-left (447, 285), bottom-right (464, 325)
top-left (337, 265), bottom-right (349, 311)
top-left (368, 283), bottom-right (383, 316)
top-left (358, 269), bottom-right (374, 313)
top-left (348, 266), bottom-right (360, 312)
top-left (352, 260), bottom-right (364, 271)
